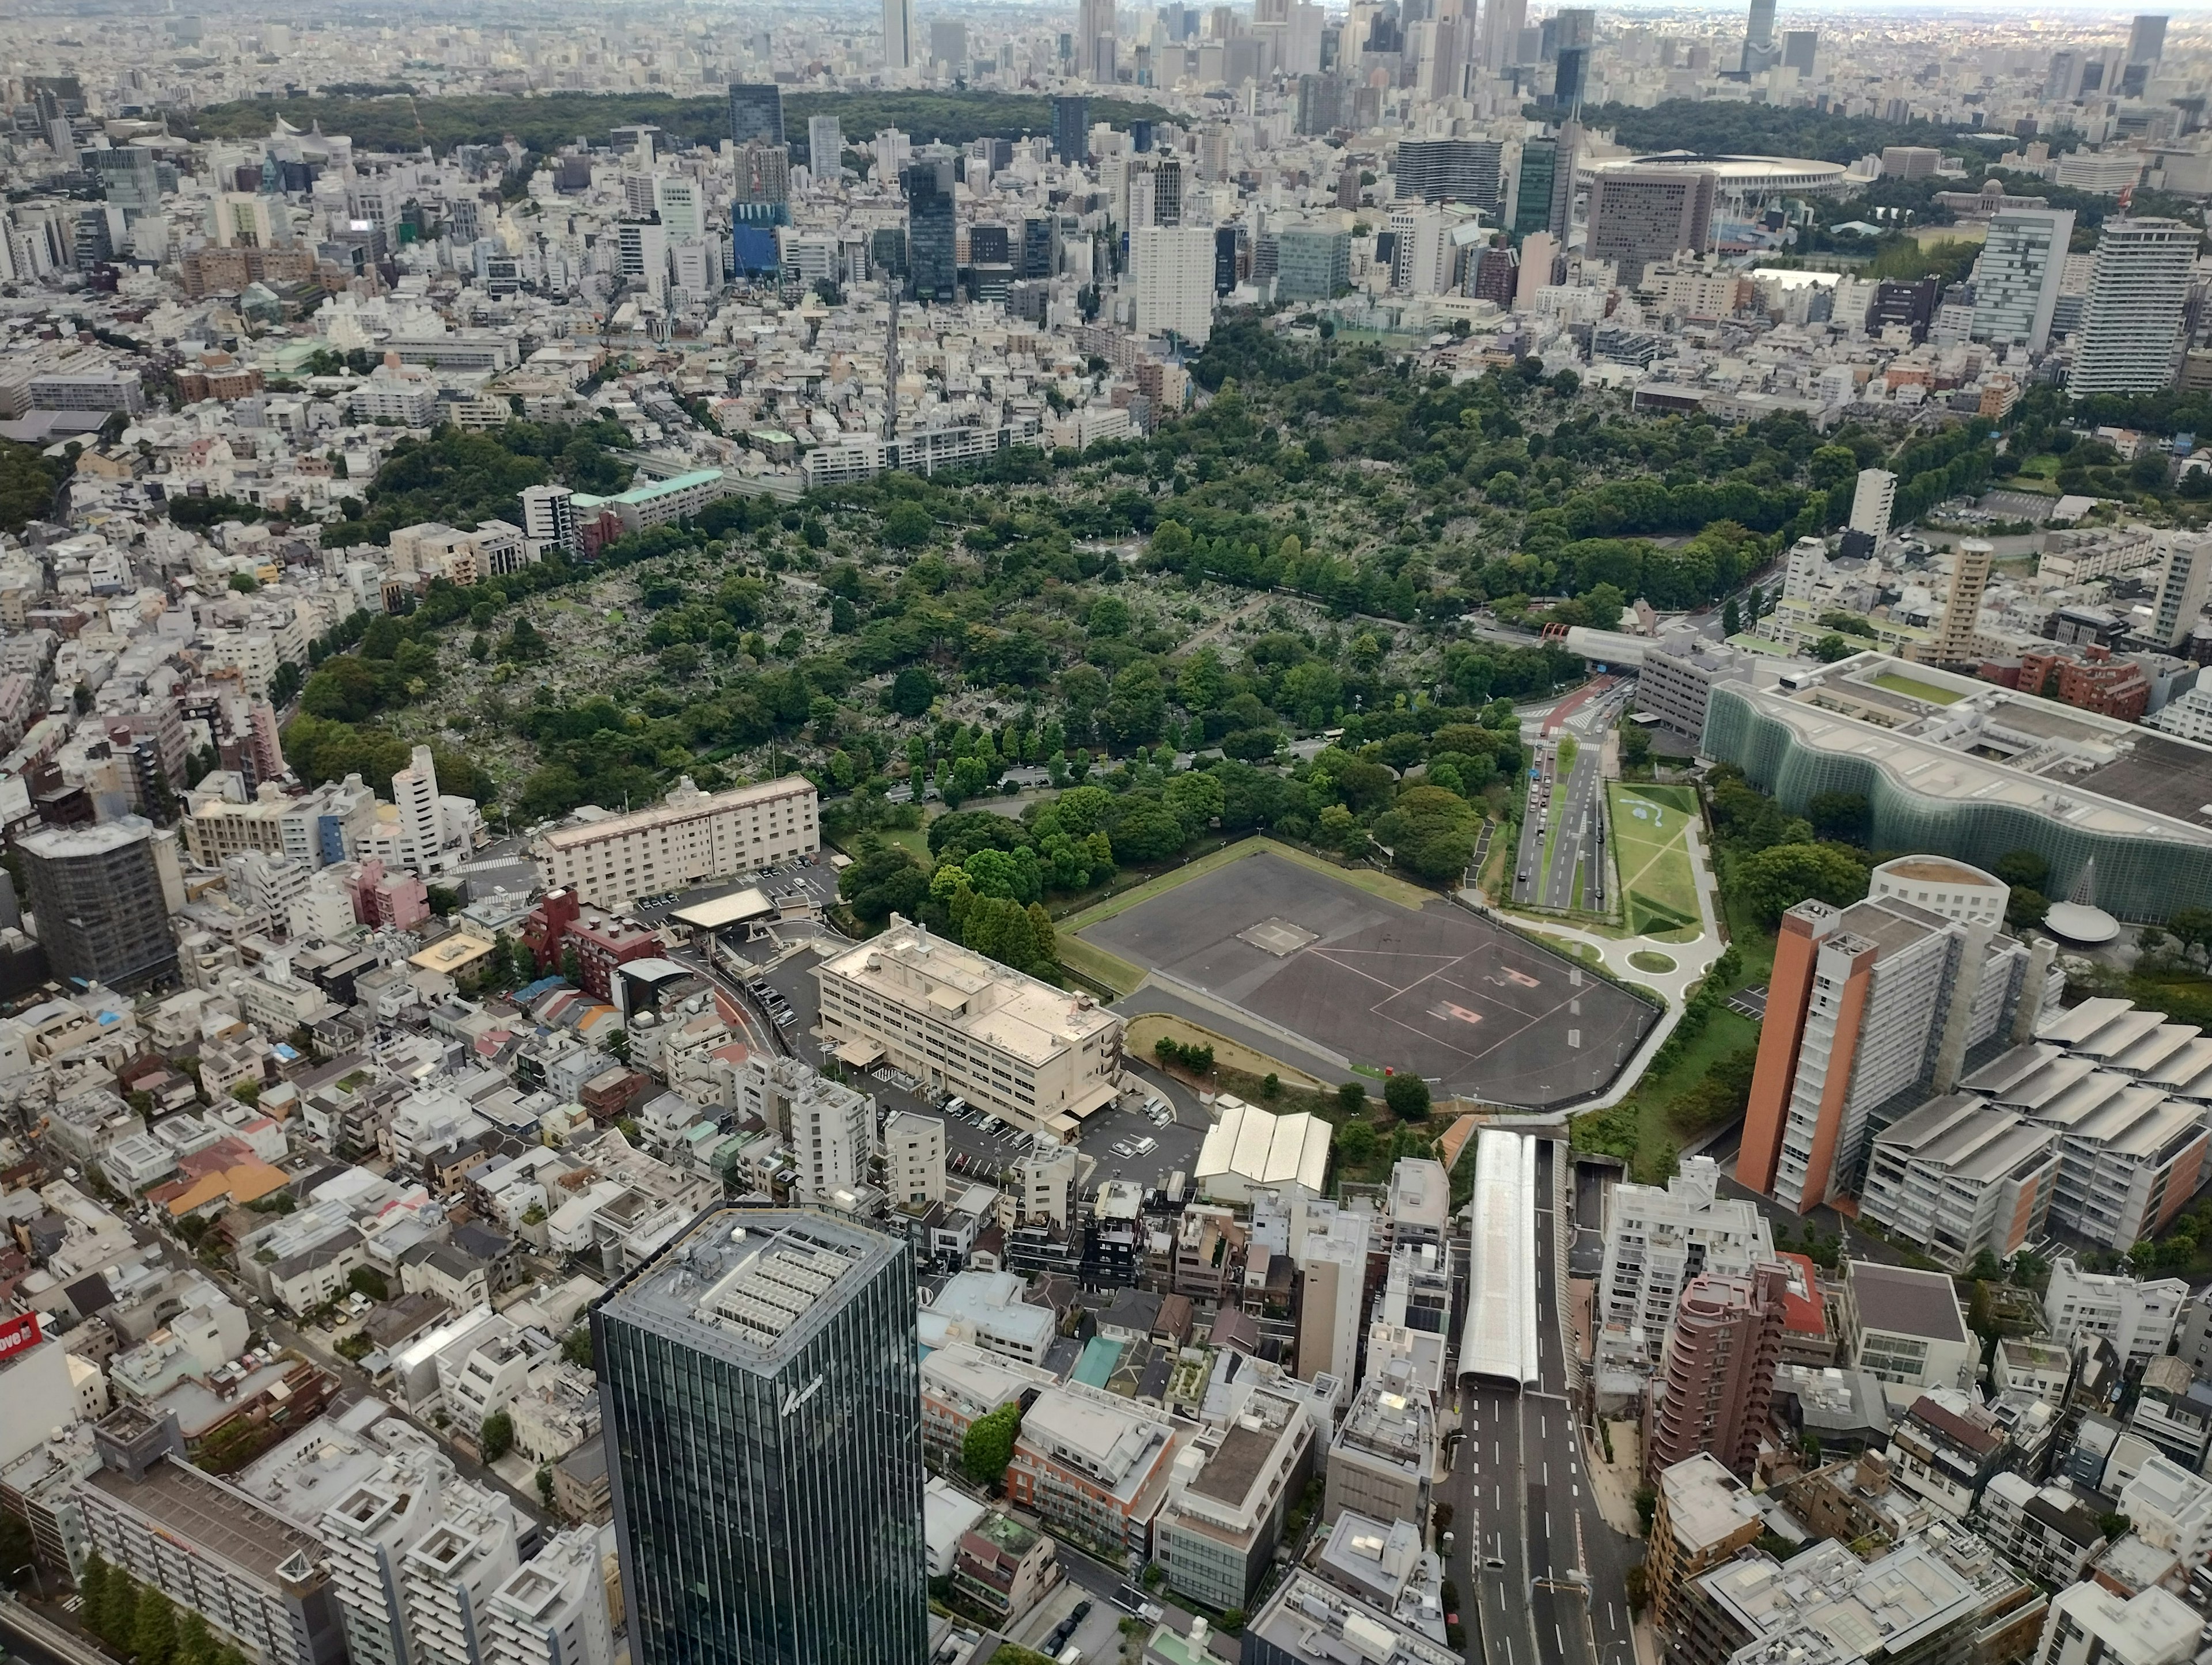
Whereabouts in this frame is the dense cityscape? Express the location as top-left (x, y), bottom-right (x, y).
top-left (11, 1), bottom-right (2212, 1664)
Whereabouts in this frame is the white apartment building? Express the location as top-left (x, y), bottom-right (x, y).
top-left (2031, 1584), bottom-right (2198, 1665)
top-left (815, 918), bottom-right (1123, 1135)
top-left (320, 1447), bottom-right (472, 1665)
top-left (1849, 468), bottom-right (1897, 541)
top-left (482, 1527), bottom-right (614, 1665)
top-left (401, 1492), bottom-right (521, 1665)
top-left (1128, 225), bottom-right (1216, 344)
top-left (1598, 1156), bottom-right (1774, 1362)
top-left (2044, 1256), bottom-right (2188, 1368)
top-left (531, 775), bottom-right (818, 908)
top-left (883, 1109), bottom-right (946, 1208)
top-left (2119, 1452), bottom-right (2212, 1569)
top-left (737, 1055), bottom-right (873, 1204)
top-left (2070, 218), bottom-right (2196, 398)
top-left (1012, 1137), bottom-right (1078, 1224)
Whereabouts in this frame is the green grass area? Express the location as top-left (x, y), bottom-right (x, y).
top-left (1057, 935), bottom-right (1145, 996)
top-left (1607, 783), bottom-right (1702, 935)
top-left (1870, 671), bottom-right (1964, 706)
top-left (1575, 1005), bottom-right (1762, 1181)
top-left (1628, 950), bottom-right (1676, 972)
top-left (1557, 735), bottom-right (1579, 777)
top-left (2016, 453), bottom-right (2061, 479)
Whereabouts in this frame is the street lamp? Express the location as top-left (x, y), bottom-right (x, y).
top-left (9, 1563), bottom-right (44, 1599)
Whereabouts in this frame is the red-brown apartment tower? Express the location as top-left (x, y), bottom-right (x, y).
top-left (1642, 1262), bottom-right (1789, 1482)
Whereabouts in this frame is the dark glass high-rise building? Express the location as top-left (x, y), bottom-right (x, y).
top-left (1052, 94), bottom-right (1089, 164)
top-left (1512, 135), bottom-right (1574, 243)
top-left (594, 1209), bottom-right (925, 1665)
top-left (727, 82), bottom-right (785, 146)
top-left (902, 160), bottom-right (957, 301)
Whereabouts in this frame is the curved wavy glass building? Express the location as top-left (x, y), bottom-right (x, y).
top-left (1701, 652), bottom-right (2212, 923)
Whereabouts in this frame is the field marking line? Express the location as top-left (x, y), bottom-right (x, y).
top-left (1307, 950), bottom-right (1418, 993)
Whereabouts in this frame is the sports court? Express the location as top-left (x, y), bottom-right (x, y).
top-left (1079, 850), bottom-right (1656, 1108)
top-left (1607, 782), bottom-right (1702, 935)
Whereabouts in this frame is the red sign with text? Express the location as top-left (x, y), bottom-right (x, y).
top-left (0, 1311), bottom-right (46, 1363)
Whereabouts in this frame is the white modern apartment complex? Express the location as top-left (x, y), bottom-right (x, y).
top-left (883, 1109), bottom-right (947, 1207)
top-left (400, 1491), bottom-right (521, 1665)
top-left (737, 1054), bottom-right (874, 1204)
top-left (1128, 225), bottom-right (1215, 344)
top-left (815, 918), bottom-right (1124, 1135)
top-left (482, 1527), bottom-right (615, 1665)
top-left (2043, 1256), bottom-right (2188, 1368)
top-left (2069, 218), bottom-right (2197, 397)
top-left (530, 775), bottom-right (818, 908)
top-left (1598, 1156), bottom-right (1775, 1361)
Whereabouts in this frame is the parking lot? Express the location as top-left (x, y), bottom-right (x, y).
top-left (627, 857), bottom-right (844, 932)
top-left (737, 944), bottom-right (1213, 1192)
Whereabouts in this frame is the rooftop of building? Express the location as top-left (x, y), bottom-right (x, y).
top-left (85, 1455), bottom-right (324, 1584)
top-left (599, 1206), bottom-right (906, 1374)
top-left (817, 917), bottom-right (1119, 1068)
top-left (535, 774), bottom-right (813, 851)
top-left (1722, 653), bottom-right (2212, 853)
top-left (1335, 1376), bottom-right (1433, 1467)
top-left (1700, 1538), bottom-right (1980, 1659)
top-left (1849, 1261), bottom-right (1968, 1344)
top-left (1658, 1452), bottom-right (1764, 1552)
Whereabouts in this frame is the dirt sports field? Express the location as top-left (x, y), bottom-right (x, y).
top-left (1078, 850), bottom-right (1656, 1108)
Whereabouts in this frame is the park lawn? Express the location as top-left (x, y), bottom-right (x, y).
top-left (1607, 783), bottom-right (1702, 935)
top-left (830, 824), bottom-right (931, 867)
top-left (1871, 671), bottom-right (1963, 706)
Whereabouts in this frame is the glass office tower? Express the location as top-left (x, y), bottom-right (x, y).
top-left (902, 160), bottom-right (958, 301)
top-left (594, 1210), bottom-right (925, 1665)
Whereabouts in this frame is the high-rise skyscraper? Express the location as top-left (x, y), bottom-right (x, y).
top-left (2072, 218), bottom-right (2196, 397)
top-left (902, 157), bottom-right (957, 300)
top-left (1393, 138), bottom-right (1505, 213)
top-left (882, 0), bottom-right (914, 69)
top-left (2130, 14), bottom-right (2168, 66)
top-left (1052, 94), bottom-right (1089, 164)
top-left (1971, 207), bottom-right (2074, 353)
top-left (1478, 0), bottom-right (1525, 73)
top-left (1080, 0), bottom-right (1118, 81)
top-left (1740, 0), bottom-right (1775, 72)
top-left (806, 116), bottom-right (843, 176)
top-left (726, 83), bottom-right (783, 147)
top-left (1779, 29), bottom-right (1816, 75)
top-left (1642, 1265), bottom-right (1789, 1482)
top-left (1585, 166), bottom-right (1713, 286)
top-left (1549, 15), bottom-right (1592, 111)
top-left (2149, 537), bottom-right (2212, 650)
top-left (595, 1210), bottom-right (926, 1665)
top-left (20, 817), bottom-right (179, 990)
top-left (1736, 892), bottom-right (2037, 1213)
top-left (1130, 224), bottom-right (1218, 344)
top-left (1848, 468), bottom-right (1897, 543)
top-left (1510, 134), bottom-right (1573, 241)
top-left (1930, 538), bottom-right (1994, 663)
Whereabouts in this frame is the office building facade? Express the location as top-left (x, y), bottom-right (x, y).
top-left (903, 160), bottom-right (957, 301)
top-left (726, 84), bottom-right (783, 146)
top-left (1392, 139), bottom-right (1504, 214)
top-left (1971, 209), bottom-right (2074, 354)
top-left (594, 1209), bottom-right (926, 1665)
top-left (1052, 96), bottom-right (1088, 164)
top-left (1586, 169), bottom-right (1714, 287)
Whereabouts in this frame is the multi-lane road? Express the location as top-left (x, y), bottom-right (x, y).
top-left (1453, 1141), bottom-right (1639, 1665)
top-left (1510, 681), bottom-right (1635, 913)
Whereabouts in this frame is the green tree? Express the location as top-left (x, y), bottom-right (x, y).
top-left (133, 1588), bottom-right (179, 1665)
top-left (962, 1401), bottom-right (1021, 1486)
top-left (1335, 1120), bottom-right (1378, 1166)
top-left (562, 1326), bottom-right (593, 1368)
top-left (1734, 841), bottom-right (1870, 925)
top-left (480, 1411), bottom-right (514, 1460)
top-left (1385, 1074), bottom-right (1432, 1121)
top-left (1337, 1081), bottom-right (1367, 1117)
